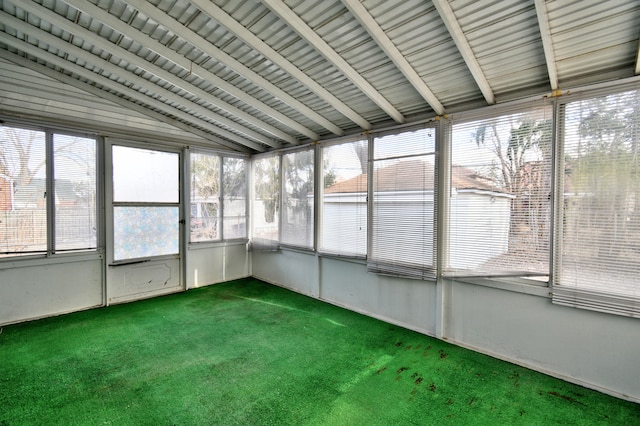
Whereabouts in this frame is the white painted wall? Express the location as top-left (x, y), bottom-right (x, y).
top-left (252, 248), bottom-right (640, 403)
top-left (0, 255), bottom-right (103, 325)
top-left (186, 242), bottom-right (250, 289)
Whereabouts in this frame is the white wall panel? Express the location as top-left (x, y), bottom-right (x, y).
top-left (319, 256), bottom-right (437, 335)
top-left (445, 279), bottom-right (640, 402)
top-left (0, 259), bottom-right (102, 325)
top-left (186, 243), bottom-right (250, 289)
top-left (252, 249), bottom-right (319, 298)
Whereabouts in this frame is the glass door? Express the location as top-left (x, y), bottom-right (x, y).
top-left (106, 143), bottom-right (183, 303)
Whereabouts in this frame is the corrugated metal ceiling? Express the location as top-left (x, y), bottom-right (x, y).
top-left (0, 0), bottom-right (638, 153)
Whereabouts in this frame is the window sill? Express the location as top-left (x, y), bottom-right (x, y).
top-left (448, 275), bottom-right (550, 298)
top-left (0, 250), bottom-right (104, 270)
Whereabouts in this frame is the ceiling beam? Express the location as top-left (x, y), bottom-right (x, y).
top-left (0, 26), bottom-right (266, 152)
top-left (262, 0), bottom-right (406, 124)
top-left (341, 0), bottom-right (445, 116)
top-left (61, 0), bottom-right (317, 142)
top-left (189, 0), bottom-right (372, 131)
top-left (534, 0), bottom-right (559, 90)
top-left (431, 0), bottom-right (495, 105)
top-left (12, 0), bottom-right (283, 149)
top-left (0, 49), bottom-right (250, 153)
top-left (126, 0), bottom-right (344, 136)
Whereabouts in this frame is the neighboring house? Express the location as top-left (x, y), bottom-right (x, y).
top-left (11, 178), bottom-right (78, 209)
top-left (322, 160), bottom-right (513, 269)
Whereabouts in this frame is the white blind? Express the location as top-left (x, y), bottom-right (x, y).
top-left (553, 89), bottom-right (640, 317)
top-left (281, 149), bottom-right (314, 249)
top-left (320, 139), bottom-right (368, 257)
top-left (0, 126), bottom-right (47, 255)
top-left (368, 126), bottom-right (437, 279)
top-left (222, 157), bottom-right (247, 240)
top-left (252, 155), bottom-right (279, 250)
top-left (53, 134), bottom-right (97, 252)
top-left (446, 105), bottom-right (552, 279)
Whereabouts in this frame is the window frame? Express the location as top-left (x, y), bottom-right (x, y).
top-left (0, 123), bottom-right (100, 261)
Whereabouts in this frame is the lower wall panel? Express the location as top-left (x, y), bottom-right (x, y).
top-left (0, 259), bottom-right (103, 325)
top-left (445, 280), bottom-right (640, 402)
top-left (252, 249), bottom-right (640, 403)
top-left (186, 242), bottom-right (250, 289)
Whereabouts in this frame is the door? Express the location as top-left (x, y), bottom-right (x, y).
top-left (106, 143), bottom-right (183, 304)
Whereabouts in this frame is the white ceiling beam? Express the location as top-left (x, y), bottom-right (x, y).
top-left (262, 0), bottom-right (406, 124)
top-left (534, 0), bottom-right (559, 90)
top-left (127, 0), bottom-right (344, 136)
top-left (0, 22), bottom-right (266, 152)
top-left (190, 0), bottom-right (371, 131)
top-left (431, 0), bottom-right (495, 105)
top-left (12, 0), bottom-right (283, 149)
top-left (341, 0), bottom-right (445, 116)
top-left (0, 45), bottom-right (251, 153)
top-left (62, 0), bottom-right (317, 142)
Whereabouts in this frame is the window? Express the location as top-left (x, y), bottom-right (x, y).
top-left (0, 125), bottom-right (97, 257)
top-left (447, 106), bottom-right (552, 279)
top-left (222, 157), bottom-right (247, 239)
top-left (252, 155), bottom-right (280, 249)
top-left (368, 126), bottom-right (437, 279)
top-left (320, 138), bottom-right (368, 256)
top-left (189, 152), bottom-right (248, 242)
top-left (281, 149), bottom-right (314, 249)
top-left (553, 89), bottom-right (640, 317)
top-left (190, 152), bottom-right (220, 242)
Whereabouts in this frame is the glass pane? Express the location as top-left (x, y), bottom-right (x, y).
top-left (223, 157), bottom-right (247, 239)
top-left (560, 89), bottom-right (640, 296)
top-left (321, 140), bottom-right (367, 256)
top-left (54, 134), bottom-right (97, 251)
top-left (282, 150), bottom-right (314, 248)
top-left (114, 206), bottom-right (179, 260)
top-left (252, 156), bottom-right (279, 245)
top-left (113, 146), bottom-right (179, 203)
top-left (190, 152), bottom-right (219, 242)
top-left (0, 126), bottom-right (47, 255)
top-left (448, 107), bottom-right (552, 278)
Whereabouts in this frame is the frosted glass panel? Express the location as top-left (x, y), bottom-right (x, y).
top-left (114, 207), bottom-right (179, 260)
top-left (113, 146), bottom-right (179, 203)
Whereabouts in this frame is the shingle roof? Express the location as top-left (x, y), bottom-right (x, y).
top-left (325, 160), bottom-right (503, 194)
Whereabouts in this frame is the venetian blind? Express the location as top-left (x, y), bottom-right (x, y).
top-left (319, 138), bottom-right (368, 257)
top-left (368, 125), bottom-right (437, 279)
top-left (553, 88), bottom-right (640, 317)
top-left (445, 105), bottom-right (552, 280)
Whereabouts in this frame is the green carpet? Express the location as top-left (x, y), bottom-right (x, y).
top-left (0, 278), bottom-right (638, 425)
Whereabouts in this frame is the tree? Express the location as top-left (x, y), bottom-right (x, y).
top-left (254, 156), bottom-right (279, 224)
top-left (569, 91), bottom-right (640, 258)
top-left (473, 114), bottom-right (552, 252)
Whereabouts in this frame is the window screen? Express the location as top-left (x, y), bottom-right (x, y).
top-left (190, 152), bottom-right (220, 242)
top-left (222, 157), bottom-right (247, 239)
top-left (54, 134), bottom-right (97, 251)
top-left (281, 149), bottom-right (314, 249)
top-left (553, 89), bottom-right (640, 317)
top-left (320, 139), bottom-right (368, 257)
top-left (447, 106), bottom-right (552, 279)
top-left (368, 126), bottom-right (437, 279)
top-left (252, 155), bottom-right (280, 249)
